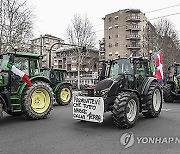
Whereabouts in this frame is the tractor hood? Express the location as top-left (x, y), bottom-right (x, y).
top-left (95, 78), bottom-right (113, 91)
top-left (95, 75), bottom-right (124, 92)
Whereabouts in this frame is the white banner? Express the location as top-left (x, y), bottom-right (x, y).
top-left (73, 96), bottom-right (104, 123)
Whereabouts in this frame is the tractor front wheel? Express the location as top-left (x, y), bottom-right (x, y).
top-left (112, 92), bottom-right (139, 129)
top-left (22, 81), bottom-right (53, 120)
top-left (56, 84), bottom-right (72, 105)
top-left (142, 82), bottom-right (162, 118)
top-left (163, 84), bottom-right (174, 103)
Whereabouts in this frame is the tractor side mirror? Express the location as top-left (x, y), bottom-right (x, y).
top-left (9, 55), bottom-right (15, 63)
top-left (99, 62), bottom-right (106, 81)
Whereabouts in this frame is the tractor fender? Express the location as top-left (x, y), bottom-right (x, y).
top-left (17, 76), bottom-right (51, 96)
top-left (0, 94), bottom-right (9, 111)
top-left (122, 89), bottom-right (140, 99)
top-left (53, 82), bottom-right (72, 93)
top-left (141, 77), bottom-right (158, 95)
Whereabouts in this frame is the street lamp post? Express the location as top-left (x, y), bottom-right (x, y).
top-left (49, 42), bottom-right (61, 68)
top-left (49, 42), bottom-right (86, 68)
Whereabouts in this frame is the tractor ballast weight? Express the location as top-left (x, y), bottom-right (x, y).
top-left (77, 57), bottom-right (162, 129)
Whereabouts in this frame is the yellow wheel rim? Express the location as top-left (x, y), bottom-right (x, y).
top-left (31, 88), bottom-right (50, 113)
top-left (60, 88), bottom-right (71, 103)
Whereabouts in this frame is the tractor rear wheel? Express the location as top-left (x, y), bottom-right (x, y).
top-left (142, 82), bottom-right (162, 118)
top-left (112, 92), bottom-right (139, 129)
top-left (22, 81), bottom-right (53, 120)
top-left (163, 84), bottom-right (174, 103)
top-left (56, 84), bottom-right (72, 105)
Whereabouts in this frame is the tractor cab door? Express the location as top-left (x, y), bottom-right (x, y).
top-left (29, 59), bottom-right (40, 77)
top-left (136, 60), bottom-right (149, 90)
top-left (11, 57), bottom-right (29, 92)
top-left (50, 69), bottom-right (58, 86)
top-left (54, 70), bottom-right (66, 82)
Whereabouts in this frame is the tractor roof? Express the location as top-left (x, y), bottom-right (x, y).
top-left (4, 52), bottom-right (42, 59)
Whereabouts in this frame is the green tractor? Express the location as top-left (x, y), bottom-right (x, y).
top-left (0, 51), bottom-right (72, 120)
top-left (40, 68), bottom-right (72, 105)
top-left (163, 62), bottom-right (180, 102)
top-left (77, 57), bottom-right (162, 128)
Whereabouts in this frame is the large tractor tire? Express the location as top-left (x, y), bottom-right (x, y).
top-left (55, 84), bottom-right (72, 105)
top-left (142, 82), bottom-right (162, 118)
top-left (112, 92), bottom-right (139, 129)
top-left (22, 81), bottom-right (53, 120)
top-left (163, 84), bottom-right (174, 103)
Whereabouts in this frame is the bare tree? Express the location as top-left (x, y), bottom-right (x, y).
top-left (145, 19), bottom-right (180, 78)
top-left (66, 14), bottom-right (96, 89)
top-left (0, 0), bottom-right (34, 53)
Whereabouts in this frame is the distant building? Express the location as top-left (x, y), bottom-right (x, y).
top-left (102, 9), bottom-right (150, 60)
top-left (99, 38), bottom-right (106, 61)
top-left (30, 34), bottom-right (64, 67)
top-left (54, 47), bottom-right (99, 86)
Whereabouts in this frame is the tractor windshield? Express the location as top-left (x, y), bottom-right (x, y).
top-left (0, 55), bottom-right (10, 70)
top-left (109, 59), bottom-right (133, 77)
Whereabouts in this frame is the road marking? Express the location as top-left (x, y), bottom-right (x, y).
top-left (162, 108), bottom-right (172, 111)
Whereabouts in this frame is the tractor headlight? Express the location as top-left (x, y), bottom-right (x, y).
top-left (100, 88), bottom-right (110, 98)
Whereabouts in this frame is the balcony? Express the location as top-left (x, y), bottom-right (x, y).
top-left (99, 49), bottom-right (105, 53)
top-left (126, 25), bottom-right (141, 31)
top-left (126, 16), bottom-right (140, 21)
top-left (126, 44), bottom-right (141, 49)
top-left (126, 34), bottom-right (141, 40)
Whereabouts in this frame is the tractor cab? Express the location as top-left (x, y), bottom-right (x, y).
top-left (0, 52), bottom-right (41, 92)
top-left (40, 68), bottom-right (67, 86)
top-left (164, 62), bottom-right (180, 102)
top-left (98, 57), bottom-right (151, 91)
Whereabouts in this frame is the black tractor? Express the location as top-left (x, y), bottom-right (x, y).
top-left (80, 57), bottom-right (162, 128)
top-left (163, 62), bottom-right (180, 102)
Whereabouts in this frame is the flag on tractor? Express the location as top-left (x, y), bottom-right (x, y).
top-left (7, 62), bottom-right (32, 87)
top-left (152, 51), bottom-right (164, 82)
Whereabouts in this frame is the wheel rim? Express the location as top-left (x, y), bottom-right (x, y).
top-left (126, 99), bottom-right (137, 122)
top-left (153, 88), bottom-right (161, 112)
top-left (60, 88), bottom-right (71, 103)
top-left (31, 88), bottom-right (50, 113)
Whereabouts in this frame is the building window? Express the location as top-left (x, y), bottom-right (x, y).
top-left (116, 34), bottom-right (119, 38)
top-left (115, 42), bottom-right (118, 47)
top-left (109, 43), bottom-right (112, 47)
top-left (108, 26), bottom-right (112, 30)
top-left (115, 51), bottom-right (119, 55)
top-left (115, 24), bottom-right (119, 28)
top-left (115, 16), bottom-right (118, 20)
top-left (109, 36), bottom-right (111, 39)
top-left (109, 52), bottom-right (112, 56)
top-left (109, 17), bottom-right (112, 22)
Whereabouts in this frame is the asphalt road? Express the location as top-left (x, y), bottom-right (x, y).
top-left (1, 95), bottom-right (180, 154)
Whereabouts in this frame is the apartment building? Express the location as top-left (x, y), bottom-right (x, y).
top-left (54, 47), bottom-right (99, 86)
top-left (102, 9), bottom-right (149, 60)
top-left (30, 34), bottom-right (64, 67)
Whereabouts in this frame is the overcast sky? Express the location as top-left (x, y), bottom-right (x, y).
top-left (28, 0), bottom-right (180, 45)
